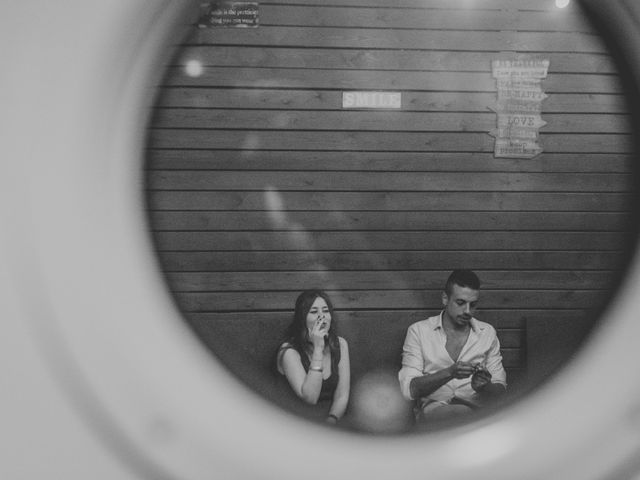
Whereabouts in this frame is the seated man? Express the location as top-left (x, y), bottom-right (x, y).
top-left (398, 270), bottom-right (507, 425)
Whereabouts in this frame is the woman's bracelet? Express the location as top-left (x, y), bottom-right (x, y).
top-left (309, 365), bottom-right (323, 372)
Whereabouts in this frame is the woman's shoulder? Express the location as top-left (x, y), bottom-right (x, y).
top-left (337, 336), bottom-right (349, 349)
top-left (278, 341), bottom-right (299, 356)
top-left (276, 342), bottom-right (301, 373)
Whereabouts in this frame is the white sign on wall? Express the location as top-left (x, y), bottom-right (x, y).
top-left (489, 58), bottom-right (549, 159)
top-left (197, 2), bottom-right (259, 28)
top-left (342, 91), bottom-right (402, 109)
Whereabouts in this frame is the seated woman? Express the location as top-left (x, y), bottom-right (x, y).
top-left (276, 290), bottom-right (350, 424)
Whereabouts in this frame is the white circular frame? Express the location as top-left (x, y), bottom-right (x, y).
top-left (4, 1), bottom-right (640, 479)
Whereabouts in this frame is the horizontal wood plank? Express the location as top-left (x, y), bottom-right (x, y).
top-left (188, 28), bottom-right (607, 54)
top-left (151, 109), bottom-right (631, 134)
top-left (158, 250), bottom-right (626, 271)
top-left (164, 270), bottom-right (623, 292)
top-left (149, 211), bottom-right (633, 232)
top-left (154, 231), bottom-right (628, 252)
top-left (145, 151), bottom-right (635, 173)
top-left (153, 89), bottom-right (629, 114)
top-left (251, 5), bottom-right (594, 32)
top-left (162, 68), bottom-right (621, 94)
top-left (147, 130), bottom-right (634, 153)
top-left (147, 171), bottom-right (634, 192)
top-left (173, 47), bottom-right (614, 73)
top-left (147, 191), bottom-right (634, 212)
top-left (176, 289), bottom-right (610, 311)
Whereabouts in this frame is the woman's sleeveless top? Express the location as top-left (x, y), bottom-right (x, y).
top-left (276, 343), bottom-right (339, 416)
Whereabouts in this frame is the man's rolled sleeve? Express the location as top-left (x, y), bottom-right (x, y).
top-left (485, 334), bottom-right (507, 386)
top-left (398, 324), bottom-right (424, 401)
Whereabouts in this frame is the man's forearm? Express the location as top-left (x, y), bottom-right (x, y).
top-left (409, 367), bottom-right (453, 399)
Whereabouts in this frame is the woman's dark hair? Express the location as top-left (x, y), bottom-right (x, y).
top-left (281, 289), bottom-right (341, 372)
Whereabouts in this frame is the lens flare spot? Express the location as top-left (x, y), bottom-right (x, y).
top-left (349, 369), bottom-right (413, 434)
top-left (184, 59), bottom-right (203, 77)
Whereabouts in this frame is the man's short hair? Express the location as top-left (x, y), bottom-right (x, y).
top-left (444, 270), bottom-right (481, 295)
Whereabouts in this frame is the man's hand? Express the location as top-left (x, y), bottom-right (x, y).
top-left (410, 362), bottom-right (475, 399)
top-left (449, 361), bottom-right (475, 379)
top-left (471, 367), bottom-right (492, 392)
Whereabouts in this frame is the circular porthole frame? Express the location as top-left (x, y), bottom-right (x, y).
top-left (3, 1), bottom-right (640, 479)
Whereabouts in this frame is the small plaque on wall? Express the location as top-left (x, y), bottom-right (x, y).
top-left (342, 91), bottom-right (401, 109)
top-left (198, 2), bottom-right (259, 28)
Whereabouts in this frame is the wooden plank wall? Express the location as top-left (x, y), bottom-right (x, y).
top-left (145, 0), bottom-right (636, 396)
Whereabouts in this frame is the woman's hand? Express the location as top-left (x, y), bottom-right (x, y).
top-left (309, 316), bottom-right (329, 349)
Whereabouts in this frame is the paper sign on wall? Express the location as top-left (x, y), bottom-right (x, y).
top-left (489, 58), bottom-right (549, 158)
top-left (197, 2), bottom-right (259, 28)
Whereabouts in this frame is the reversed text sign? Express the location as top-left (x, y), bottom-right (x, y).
top-left (489, 58), bottom-right (549, 159)
top-left (342, 91), bottom-right (402, 109)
